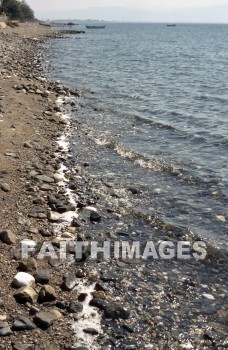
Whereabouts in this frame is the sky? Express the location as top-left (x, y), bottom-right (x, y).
top-left (26, 0), bottom-right (228, 22)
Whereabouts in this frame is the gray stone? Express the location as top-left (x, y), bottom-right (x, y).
top-left (0, 183), bottom-right (10, 192)
top-left (67, 301), bottom-right (83, 314)
top-left (0, 230), bottom-right (17, 244)
top-left (62, 274), bottom-right (77, 291)
top-left (34, 269), bottom-right (50, 284)
top-left (12, 315), bottom-right (36, 331)
top-left (12, 342), bottom-right (33, 350)
top-left (39, 184), bottom-right (54, 191)
top-left (34, 310), bottom-right (60, 329)
top-left (35, 175), bottom-right (54, 183)
top-left (0, 321), bottom-right (13, 336)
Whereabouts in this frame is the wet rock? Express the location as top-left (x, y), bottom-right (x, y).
top-left (78, 293), bottom-right (88, 302)
top-left (13, 272), bottom-right (35, 288)
top-left (62, 274), bottom-right (77, 291)
top-left (90, 211), bottom-right (101, 222)
top-left (104, 304), bottom-right (130, 320)
top-left (100, 273), bottom-right (119, 283)
top-left (12, 315), bottom-right (36, 331)
top-left (83, 328), bottom-right (99, 335)
top-left (71, 217), bottom-right (81, 227)
top-left (89, 298), bottom-right (109, 311)
top-left (0, 230), bottom-right (17, 244)
top-left (0, 183), bottom-right (10, 192)
top-left (56, 301), bottom-right (66, 310)
top-left (38, 285), bottom-right (57, 302)
top-left (0, 321), bottom-right (13, 336)
top-left (95, 282), bottom-right (108, 292)
top-left (34, 269), bottom-right (50, 284)
top-left (67, 301), bottom-right (83, 313)
top-left (14, 286), bottom-right (38, 304)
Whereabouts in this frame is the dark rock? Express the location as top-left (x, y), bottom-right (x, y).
top-left (104, 304), bottom-right (130, 320)
top-left (95, 282), bottom-right (108, 292)
top-left (90, 211), bottom-right (101, 222)
top-left (71, 217), bottom-right (81, 227)
top-left (83, 328), bottom-right (99, 335)
top-left (34, 269), bottom-right (50, 284)
top-left (89, 298), bottom-right (109, 311)
top-left (56, 301), bottom-right (66, 310)
top-left (100, 273), bottom-right (119, 282)
top-left (78, 293), bottom-right (88, 302)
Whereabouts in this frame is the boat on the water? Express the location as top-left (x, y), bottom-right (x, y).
top-left (86, 25), bottom-right (106, 29)
top-left (167, 24), bottom-right (176, 27)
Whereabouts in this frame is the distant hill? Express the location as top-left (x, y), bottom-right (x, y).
top-left (37, 4), bottom-right (228, 23)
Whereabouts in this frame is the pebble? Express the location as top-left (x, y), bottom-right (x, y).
top-left (203, 293), bottom-right (215, 300)
top-left (0, 183), bottom-right (10, 192)
top-left (34, 269), bottom-right (50, 284)
top-left (62, 274), bottom-right (77, 291)
top-left (12, 315), bottom-right (36, 331)
top-left (67, 301), bottom-right (83, 314)
top-left (0, 321), bottom-right (13, 337)
top-left (18, 257), bottom-right (38, 272)
top-left (34, 310), bottom-right (61, 329)
top-left (38, 285), bottom-right (57, 302)
top-left (13, 272), bottom-right (35, 288)
top-left (14, 286), bottom-right (38, 304)
top-left (90, 211), bottom-right (101, 222)
top-left (0, 229), bottom-right (17, 244)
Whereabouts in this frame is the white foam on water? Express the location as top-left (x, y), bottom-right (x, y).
top-left (54, 96), bottom-right (103, 349)
top-left (72, 280), bottom-right (103, 350)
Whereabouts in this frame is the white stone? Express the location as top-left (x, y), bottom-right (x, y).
top-left (202, 293), bottom-right (215, 300)
top-left (53, 173), bottom-right (65, 183)
top-left (13, 272), bottom-right (35, 288)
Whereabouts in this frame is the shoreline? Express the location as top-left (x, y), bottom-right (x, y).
top-left (0, 23), bottom-right (84, 349)
top-left (0, 23), bottom-right (227, 350)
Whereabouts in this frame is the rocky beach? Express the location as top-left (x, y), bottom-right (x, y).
top-left (0, 23), bottom-right (227, 350)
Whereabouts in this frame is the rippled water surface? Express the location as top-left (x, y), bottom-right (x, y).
top-left (47, 23), bottom-right (228, 251)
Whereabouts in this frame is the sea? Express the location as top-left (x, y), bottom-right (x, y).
top-left (46, 22), bottom-right (228, 253)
